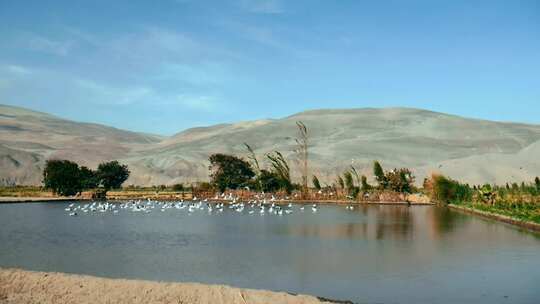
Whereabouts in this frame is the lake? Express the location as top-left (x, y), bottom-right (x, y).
top-left (0, 201), bottom-right (538, 303)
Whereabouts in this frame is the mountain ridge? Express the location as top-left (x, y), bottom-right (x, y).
top-left (1, 103), bottom-right (539, 186)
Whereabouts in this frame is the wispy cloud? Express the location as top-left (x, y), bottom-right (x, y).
top-left (15, 32), bottom-right (74, 56)
top-left (175, 94), bottom-right (220, 112)
top-left (106, 27), bottom-right (207, 66)
top-left (5, 65), bottom-right (33, 76)
top-left (74, 79), bottom-right (154, 106)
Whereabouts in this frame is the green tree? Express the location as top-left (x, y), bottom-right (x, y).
top-left (373, 161), bottom-right (388, 189)
top-left (386, 168), bottom-right (415, 193)
top-left (96, 161), bottom-right (130, 190)
top-left (312, 175), bottom-right (321, 190)
top-left (535, 177), bottom-right (540, 191)
top-left (209, 154), bottom-right (255, 192)
top-left (43, 160), bottom-right (82, 196)
top-left (79, 166), bottom-right (98, 189)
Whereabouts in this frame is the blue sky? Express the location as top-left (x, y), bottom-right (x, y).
top-left (1, 0), bottom-right (539, 135)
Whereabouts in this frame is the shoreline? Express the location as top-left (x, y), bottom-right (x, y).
top-left (0, 195), bottom-right (433, 206)
top-left (0, 268), bottom-right (347, 304)
top-left (0, 197), bottom-right (90, 204)
top-left (448, 204), bottom-right (540, 233)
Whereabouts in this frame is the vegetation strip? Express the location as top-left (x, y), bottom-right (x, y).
top-left (448, 204), bottom-right (540, 232)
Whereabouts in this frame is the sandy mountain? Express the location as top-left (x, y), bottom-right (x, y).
top-left (1, 104), bottom-right (539, 186)
top-left (0, 104), bottom-right (162, 185)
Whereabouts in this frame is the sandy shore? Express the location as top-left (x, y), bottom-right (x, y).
top-left (0, 268), bottom-right (332, 304)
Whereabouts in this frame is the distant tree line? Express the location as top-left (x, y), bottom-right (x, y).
top-left (208, 122), bottom-right (311, 194)
top-left (209, 151), bottom-right (294, 194)
top-left (209, 149), bottom-right (416, 197)
top-left (43, 160), bottom-right (130, 196)
top-left (425, 173), bottom-right (540, 207)
top-left (205, 120), bottom-right (422, 197)
top-left (316, 161), bottom-right (415, 199)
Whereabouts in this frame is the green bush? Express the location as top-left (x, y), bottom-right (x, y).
top-left (172, 183), bottom-right (184, 192)
top-left (428, 174), bottom-right (472, 204)
top-left (256, 169), bottom-right (282, 192)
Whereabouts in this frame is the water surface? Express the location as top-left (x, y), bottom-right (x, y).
top-left (0, 202), bottom-right (538, 304)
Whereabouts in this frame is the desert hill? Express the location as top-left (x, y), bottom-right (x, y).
top-left (1, 104), bottom-right (539, 186)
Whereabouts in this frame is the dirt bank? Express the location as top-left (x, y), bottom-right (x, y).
top-left (0, 268), bottom-right (330, 304)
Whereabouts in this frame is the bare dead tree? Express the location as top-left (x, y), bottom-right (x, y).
top-left (295, 121), bottom-right (309, 198)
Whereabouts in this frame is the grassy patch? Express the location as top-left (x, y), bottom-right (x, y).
top-left (455, 201), bottom-right (540, 224)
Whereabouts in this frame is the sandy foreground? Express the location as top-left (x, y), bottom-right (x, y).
top-left (0, 268), bottom-right (332, 304)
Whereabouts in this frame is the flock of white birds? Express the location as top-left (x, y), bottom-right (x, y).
top-left (63, 197), bottom-right (356, 217)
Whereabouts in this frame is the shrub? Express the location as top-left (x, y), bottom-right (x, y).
top-left (361, 175), bottom-right (372, 192)
top-left (193, 182), bottom-right (213, 193)
top-left (266, 151), bottom-right (293, 194)
top-left (256, 169), bottom-right (282, 192)
top-left (426, 174), bottom-right (472, 204)
top-left (172, 183), bottom-right (184, 192)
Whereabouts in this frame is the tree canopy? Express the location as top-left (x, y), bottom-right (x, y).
top-left (209, 153), bottom-right (255, 192)
top-left (79, 166), bottom-right (99, 189)
top-left (43, 160), bottom-right (130, 196)
top-left (386, 168), bottom-right (415, 193)
top-left (256, 169), bottom-right (282, 193)
top-left (373, 161), bottom-right (388, 189)
top-left (97, 161), bottom-right (130, 190)
top-left (43, 160), bottom-right (83, 196)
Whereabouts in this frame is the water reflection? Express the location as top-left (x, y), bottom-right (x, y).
top-left (374, 205), bottom-right (413, 240)
top-left (429, 205), bottom-right (465, 236)
top-left (289, 205), bottom-right (415, 241)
